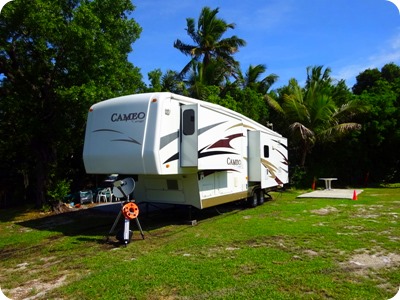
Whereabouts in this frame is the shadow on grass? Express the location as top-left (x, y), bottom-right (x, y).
top-left (0, 205), bottom-right (39, 223)
top-left (16, 200), bottom-right (252, 246)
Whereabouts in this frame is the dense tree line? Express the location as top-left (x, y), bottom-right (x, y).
top-left (0, 3), bottom-right (399, 207)
top-left (0, 0), bottom-right (143, 207)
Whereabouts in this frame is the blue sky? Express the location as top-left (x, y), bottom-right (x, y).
top-left (129, 0), bottom-right (400, 89)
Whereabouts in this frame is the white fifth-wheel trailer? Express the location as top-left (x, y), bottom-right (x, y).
top-left (83, 92), bottom-right (288, 209)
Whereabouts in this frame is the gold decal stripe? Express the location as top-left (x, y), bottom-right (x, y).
top-left (201, 191), bottom-right (248, 208)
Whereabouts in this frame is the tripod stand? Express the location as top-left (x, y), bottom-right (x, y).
top-left (107, 179), bottom-right (145, 245)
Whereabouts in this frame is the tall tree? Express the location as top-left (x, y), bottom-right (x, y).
top-left (173, 6), bottom-right (246, 81)
top-left (0, 0), bottom-right (143, 207)
top-left (268, 66), bottom-right (364, 167)
top-left (352, 68), bottom-right (382, 95)
top-left (350, 63), bottom-right (400, 182)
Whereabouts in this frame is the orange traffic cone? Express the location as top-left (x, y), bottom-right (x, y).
top-left (312, 178), bottom-right (316, 190)
top-left (352, 190), bottom-right (357, 200)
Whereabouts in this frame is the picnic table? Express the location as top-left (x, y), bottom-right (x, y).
top-left (319, 178), bottom-right (337, 190)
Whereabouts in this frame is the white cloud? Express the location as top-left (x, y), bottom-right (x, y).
top-left (333, 30), bottom-right (400, 85)
top-left (229, 0), bottom-right (296, 32)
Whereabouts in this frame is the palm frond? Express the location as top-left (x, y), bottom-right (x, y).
top-left (282, 83), bottom-right (309, 123)
top-left (261, 73), bottom-right (279, 89)
top-left (173, 40), bottom-right (197, 56)
top-left (264, 95), bottom-right (284, 114)
top-left (308, 93), bottom-right (336, 125)
top-left (178, 58), bottom-right (197, 78)
top-left (333, 99), bottom-right (369, 121)
top-left (318, 122), bottom-right (361, 142)
top-left (186, 18), bottom-right (197, 42)
top-left (289, 122), bottom-right (315, 140)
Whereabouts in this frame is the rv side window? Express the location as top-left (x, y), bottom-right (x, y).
top-left (264, 145), bottom-right (269, 158)
top-left (182, 109), bottom-right (195, 135)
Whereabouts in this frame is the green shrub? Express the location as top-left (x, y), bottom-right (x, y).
top-left (47, 179), bottom-right (71, 203)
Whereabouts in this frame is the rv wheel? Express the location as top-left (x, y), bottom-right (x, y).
top-left (248, 193), bottom-right (258, 208)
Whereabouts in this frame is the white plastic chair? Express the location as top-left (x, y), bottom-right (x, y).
top-left (96, 189), bottom-right (108, 203)
top-left (96, 188), bottom-right (113, 203)
top-left (105, 187), bottom-right (113, 202)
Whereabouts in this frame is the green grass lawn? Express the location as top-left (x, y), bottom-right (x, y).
top-left (1, 187), bottom-right (399, 299)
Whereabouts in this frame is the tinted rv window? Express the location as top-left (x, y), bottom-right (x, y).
top-left (183, 109), bottom-right (195, 135)
top-left (264, 145), bottom-right (270, 158)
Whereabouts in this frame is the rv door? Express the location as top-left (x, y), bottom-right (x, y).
top-left (180, 104), bottom-right (198, 167)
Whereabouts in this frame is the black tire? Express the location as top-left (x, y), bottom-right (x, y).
top-left (248, 192), bottom-right (258, 208)
top-left (258, 190), bottom-right (265, 205)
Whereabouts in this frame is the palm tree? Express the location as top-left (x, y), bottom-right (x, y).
top-left (267, 66), bottom-right (364, 167)
top-left (147, 69), bottom-right (186, 94)
top-left (161, 70), bottom-right (186, 94)
top-left (174, 6), bottom-right (246, 80)
top-left (237, 64), bottom-right (278, 94)
top-left (184, 60), bottom-right (228, 99)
